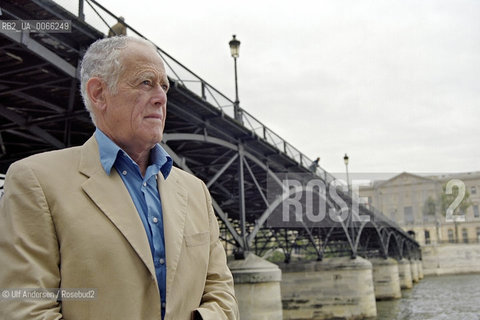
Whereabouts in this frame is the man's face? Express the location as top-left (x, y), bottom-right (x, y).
top-left (100, 41), bottom-right (169, 152)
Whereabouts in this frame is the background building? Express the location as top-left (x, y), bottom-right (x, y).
top-left (359, 172), bottom-right (480, 245)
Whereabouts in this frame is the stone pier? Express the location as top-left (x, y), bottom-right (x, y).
top-left (229, 253), bottom-right (283, 320)
top-left (410, 259), bottom-right (419, 283)
top-left (418, 260), bottom-right (424, 279)
top-left (370, 257), bottom-right (402, 300)
top-left (397, 259), bottom-right (413, 289)
top-left (279, 256), bottom-right (377, 320)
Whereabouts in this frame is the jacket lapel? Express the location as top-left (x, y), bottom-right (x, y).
top-left (78, 136), bottom-right (156, 279)
top-left (158, 169), bottom-right (188, 298)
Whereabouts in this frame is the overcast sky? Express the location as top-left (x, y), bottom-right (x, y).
top-left (61, 0), bottom-right (480, 176)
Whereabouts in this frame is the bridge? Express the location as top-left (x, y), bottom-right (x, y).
top-left (0, 1), bottom-right (421, 319)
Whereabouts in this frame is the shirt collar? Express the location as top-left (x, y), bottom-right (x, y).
top-left (94, 128), bottom-right (173, 179)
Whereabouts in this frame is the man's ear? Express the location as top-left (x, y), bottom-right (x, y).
top-left (86, 77), bottom-right (107, 111)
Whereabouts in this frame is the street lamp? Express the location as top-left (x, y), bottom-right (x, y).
top-left (229, 35), bottom-right (242, 123)
top-left (344, 153), bottom-right (350, 192)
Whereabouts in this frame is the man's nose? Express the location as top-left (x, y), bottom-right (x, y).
top-left (152, 84), bottom-right (167, 105)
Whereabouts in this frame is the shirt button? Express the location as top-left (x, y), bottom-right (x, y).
top-left (159, 258), bottom-right (165, 265)
top-left (152, 217), bottom-right (158, 223)
top-left (122, 170), bottom-right (127, 175)
top-left (143, 182), bottom-right (147, 187)
top-left (161, 302), bottom-right (166, 308)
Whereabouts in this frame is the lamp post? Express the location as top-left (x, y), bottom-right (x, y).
top-left (343, 153), bottom-right (355, 258)
top-left (229, 35), bottom-right (242, 123)
top-left (344, 153), bottom-right (350, 193)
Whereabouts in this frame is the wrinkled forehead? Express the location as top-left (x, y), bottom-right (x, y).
top-left (120, 41), bottom-right (166, 74)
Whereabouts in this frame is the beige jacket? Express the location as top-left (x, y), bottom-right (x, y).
top-left (0, 136), bottom-right (238, 320)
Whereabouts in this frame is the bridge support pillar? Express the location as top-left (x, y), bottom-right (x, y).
top-left (279, 256), bottom-right (377, 320)
top-left (228, 253), bottom-right (283, 320)
top-left (418, 260), bottom-right (424, 279)
top-left (370, 257), bottom-right (402, 300)
top-left (410, 259), bottom-right (419, 283)
top-left (397, 259), bottom-right (413, 289)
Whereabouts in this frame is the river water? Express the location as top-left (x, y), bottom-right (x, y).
top-left (376, 273), bottom-right (480, 320)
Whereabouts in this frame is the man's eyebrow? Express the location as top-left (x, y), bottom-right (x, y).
top-left (129, 71), bottom-right (156, 81)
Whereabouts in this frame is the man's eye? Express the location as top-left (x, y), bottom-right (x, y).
top-left (142, 80), bottom-right (152, 86)
top-left (161, 84), bottom-right (169, 91)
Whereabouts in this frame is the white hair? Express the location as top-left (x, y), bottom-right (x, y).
top-left (80, 36), bottom-right (157, 125)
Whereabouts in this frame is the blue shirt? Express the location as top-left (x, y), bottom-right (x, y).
top-left (95, 129), bottom-right (172, 319)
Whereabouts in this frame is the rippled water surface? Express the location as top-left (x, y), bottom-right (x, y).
top-left (376, 273), bottom-right (480, 320)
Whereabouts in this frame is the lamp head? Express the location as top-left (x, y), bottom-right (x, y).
top-left (229, 35), bottom-right (240, 58)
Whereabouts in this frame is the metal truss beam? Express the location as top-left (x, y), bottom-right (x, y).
top-left (0, 104), bottom-right (64, 148)
top-left (206, 153), bottom-right (238, 188)
top-left (12, 91), bottom-right (65, 113)
top-left (238, 145), bottom-right (248, 252)
top-left (0, 109), bottom-right (90, 132)
top-left (0, 62), bottom-right (50, 78)
top-left (243, 157), bottom-right (268, 206)
top-left (6, 129), bottom-right (48, 143)
top-left (0, 29), bottom-right (77, 79)
top-left (0, 133), bottom-right (6, 155)
top-left (163, 133), bottom-right (238, 151)
top-left (0, 78), bottom-right (69, 97)
top-left (354, 220), bottom-right (388, 258)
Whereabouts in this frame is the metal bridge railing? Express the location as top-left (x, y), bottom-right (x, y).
top-left (55, 0), bottom-right (335, 180)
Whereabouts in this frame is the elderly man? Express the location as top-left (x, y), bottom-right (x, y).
top-left (0, 36), bottom-right (239, 320)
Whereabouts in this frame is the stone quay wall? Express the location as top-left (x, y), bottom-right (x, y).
top-left (422, 242), bottom-right (480, 276)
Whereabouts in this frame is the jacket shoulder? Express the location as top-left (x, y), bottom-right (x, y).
top-left (7, 146), bottom-right (83, 175)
